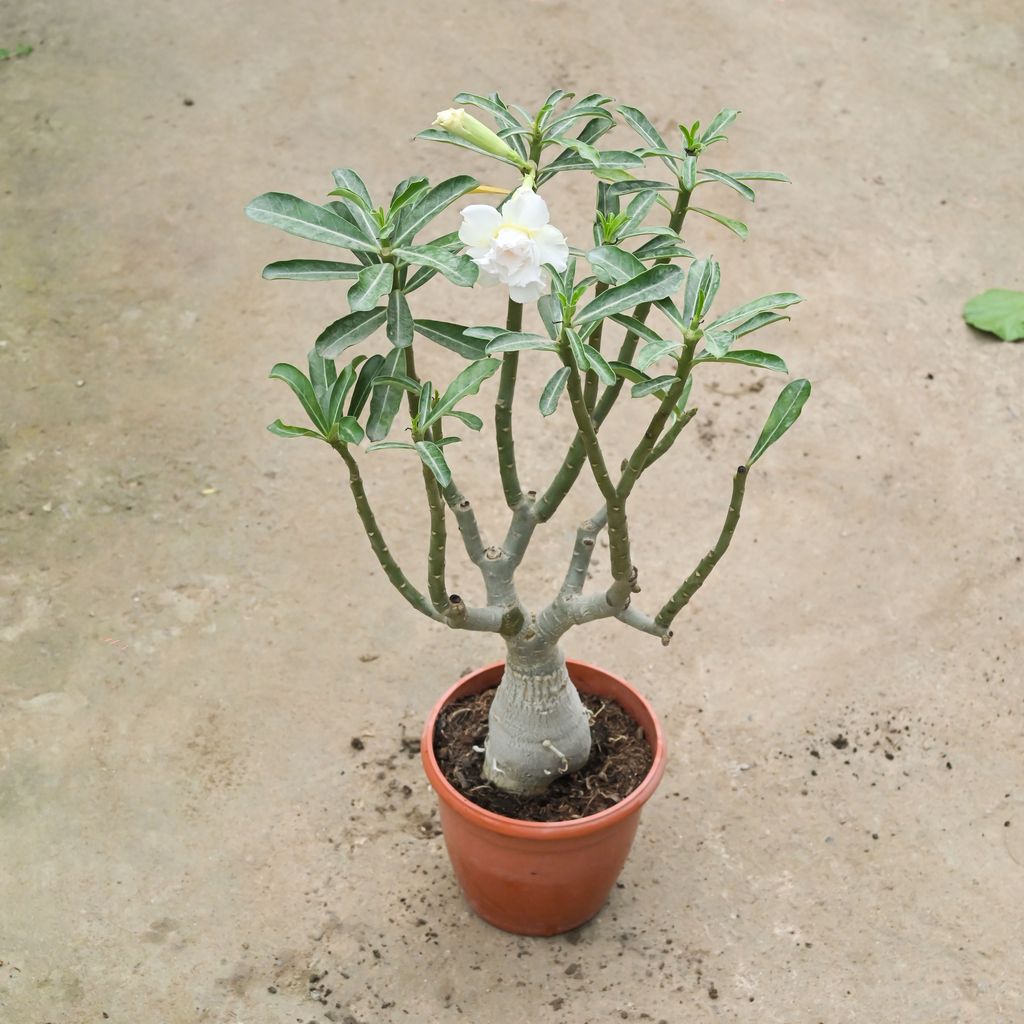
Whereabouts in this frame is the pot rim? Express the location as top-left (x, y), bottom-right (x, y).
top-left (421, 658), bottom-right (667, 841)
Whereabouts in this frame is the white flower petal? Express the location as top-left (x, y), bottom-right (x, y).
top-left (502, 186), bottom-right (549, 231)
top-left (458, 205), bottom-right (502, 248)
top-left (509, 279), bottom-right (547, 303)
top-left (456, 186), bottom-right (566, 304)
top-left (532, 224), bottom-right (569, 272)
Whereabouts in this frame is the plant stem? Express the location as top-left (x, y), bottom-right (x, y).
top-left (403, 346), bottom-right (449, 613)
top-left (655, 465), bottom-right (748, 628)
top-left (533, 185), bottom-right (692, 522)
top-left (645, 408), bottom-right (698, 469)
top-left (582, 282), bottom-right (607, 411)
top-left (562, 357), bottom-right (630, 579)
top-left (616, 336), bottom-right (697, 503)
top-left (334, 443), bottom-right (442, 622)
top-left (495, 298), bottom-right (524, 509)
top-left (423, 423), bottom-right (450, 614)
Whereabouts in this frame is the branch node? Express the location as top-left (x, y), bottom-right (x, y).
top-left (485, 546), bottom-right (502, 561)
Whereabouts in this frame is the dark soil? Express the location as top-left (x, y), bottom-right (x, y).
top-left (433, 688), bottom-right (654, 822)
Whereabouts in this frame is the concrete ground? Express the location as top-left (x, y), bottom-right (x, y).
top-left (2, 0), bottom-right (1022, 1021)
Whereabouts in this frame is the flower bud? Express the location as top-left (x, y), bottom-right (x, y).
top-left (433, 108), bottom-right (525, 166)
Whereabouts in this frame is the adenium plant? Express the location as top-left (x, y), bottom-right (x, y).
top-left (246, 91), bottom-right (810, 796)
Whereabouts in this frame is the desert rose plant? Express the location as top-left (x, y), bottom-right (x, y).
top-left (246, 91), bottom-right (810, 796)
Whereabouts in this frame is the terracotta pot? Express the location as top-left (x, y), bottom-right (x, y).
top-left (420, 658), bottom-right (666, 936)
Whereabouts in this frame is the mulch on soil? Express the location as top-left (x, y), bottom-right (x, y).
top-left (433, 688), bottom-right (653, 822)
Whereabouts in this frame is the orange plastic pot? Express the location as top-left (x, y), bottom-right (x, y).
top-left (421, 659), bottom-right (666, 936)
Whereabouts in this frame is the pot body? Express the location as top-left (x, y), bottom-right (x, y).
top-left (421, 659), bottom-right (666, 936)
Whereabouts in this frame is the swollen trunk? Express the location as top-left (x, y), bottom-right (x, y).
top-left (482, 637), bottom-right (592, 795)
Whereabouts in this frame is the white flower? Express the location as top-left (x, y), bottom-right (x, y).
top-left (458, 186), bottom-right (569, 304)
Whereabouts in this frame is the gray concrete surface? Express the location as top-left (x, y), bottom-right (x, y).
top-left (2, 0), bottom-right (1022, 1021)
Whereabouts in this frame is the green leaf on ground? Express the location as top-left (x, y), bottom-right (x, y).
top-left (963, 289), bottom-right (1024, 342)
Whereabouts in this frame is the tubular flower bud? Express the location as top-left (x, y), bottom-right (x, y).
top-left (434, 107), bottom-right (524, 166)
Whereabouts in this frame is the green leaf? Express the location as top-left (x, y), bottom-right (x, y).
top-left (617, 105), bottom-right (674, 170)
top-left (327, 360), bottom-right (362, 424)
top-left (545, 109), bottom-right (613, 139)
top-left (417, 380), bottom-right (433, 417)
top-left (366, 440), bottom-right (415, 452)
top-left (536, 88), bottom-right (568, 125)
top-left (336, 416), bottom-right (365, 445)
top-left (654, 296), bottom-right (687, 334)
top-left (391, 175), bottom-right (478, 246)
top-left (307, 347), bottom-right (336, 413)
top-left (963, 289), bottom-right (1024, 341)
top-left (348, 354), bottom-right (384, 417)
top-left (631, 374), bottom-right (677, 398)
top-left (541, 149), bottom-right (645, 178)
top-left (453, 91), bottom-right (524, 129)
top-left (731, 311), bottom-right (789, 338)
top-left (633, 236), bottom-right (695, 262)
top-left (421, 358), bottom-right (501, 429)
top-left (326, 186), bottom-right (380, 242)
top-left (348, 263), bottom-right (394, 312)
top-left (371, 372), bottom-right (420, 393)
top-left (548, 136), bottom-right (601, 166)
top-left (446, 409), bottom-right (484, 431)
top-left (696, 349), bottom-right (789, 373)
top-left (566, 328), bottom-right (590, 371)
top-left (588, 245), bottom-right (646, 286)
top-left (636, 339), bottom-right (683, 371)
top-left (728, 170), bottom-right (790, 183)
top-left (414, 319), bottom-right (490, 360)
top-left (405, 266), bottom-right (438, 293)
top-left (698, 168), bottom-right (756, 202)
top-left (262, 259), bottom-right (364, 281)
top-left (606, 178), bottom-right (678, 199)
top-left (366, 347), bottom-right (407, 441)
top-left (269, 363), bottom-right (328, 433)
top-left (701, 328), bottom-right (735, 358)
top-left (538, 293), bottom-right (563, 340)
top-left (267, 419), bottom-right (323, 440)
top-left (464, 326), bottom-right (508, 341)
top-left (610, 313), bottom-right (667, 345)
top-left (619, 190), bottom-right (659, 237)
top-left (485, 332), bottom-right (558, 354)
top-left (701, 108), bottom-right (740, 143)
top-left (609, 361), bottom-right (649, 385)
top-left (576, 265), bottom-right (685, 324)
top-left (245, 193), bottom-right (377, 252)
top-left (314, 308), bottom-right (387, 359)
top-left (392, 244), bottom-right (479, 287)
top-left (386, 289), bottom-right (414, 347)
top-left (387, 176), bottom-right (429, 217)
top-left (414, 441), bottom-right (452, 487)
top-left (681, 258), bottom-right (712, 326)
top-left (748, 378), bottom-right (811, 466)
top-left (539, 365), bottom-right (571, 416)
top-left (680, 154), bottom-right (697, 192)
top-left (705, 292), bottom-right (803, 330)
top-left (687, 206), bottom-right (748, 239)
top-left (330, 168), bottom-right (373, 208)
top-left (584, 345), bottom-right (615, 385)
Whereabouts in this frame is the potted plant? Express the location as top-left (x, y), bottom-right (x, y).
top-left (246, 91), bottom-right (810, 936)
